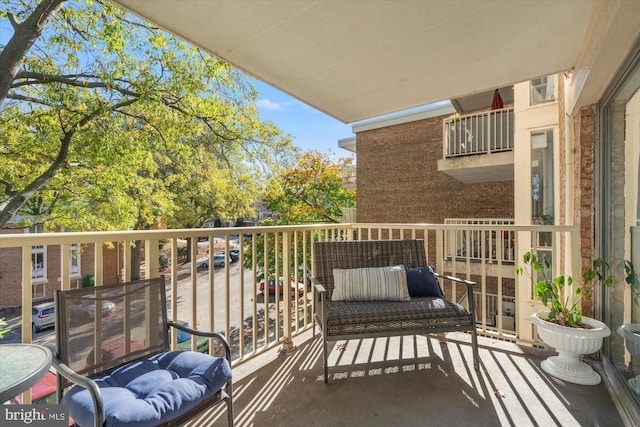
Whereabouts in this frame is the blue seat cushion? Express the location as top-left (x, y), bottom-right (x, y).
top-left (62, 351), bottom-right (232, 427)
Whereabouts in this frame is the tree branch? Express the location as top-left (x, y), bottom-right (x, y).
top-left (0, 96), bottom-right (139, 227)
top-left (0, 0), bottom-right (67, 105)
top-left (12, 71), bottom-right (139, 97)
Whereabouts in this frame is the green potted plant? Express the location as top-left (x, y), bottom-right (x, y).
top-left (516, 252), bottom-right (614, 385)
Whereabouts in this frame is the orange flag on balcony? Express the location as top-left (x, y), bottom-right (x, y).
top-left (491, 89), bottom-right (504, 110)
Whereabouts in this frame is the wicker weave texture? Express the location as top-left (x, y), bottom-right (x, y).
top-left (314, 239), bottom-right (427, 300)
top-left (326, 298), bottom-right (472, 336)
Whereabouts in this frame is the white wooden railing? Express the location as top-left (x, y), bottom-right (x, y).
top-left (1, 222), bottom-right (579, 402)
top-left (443, 108), bottom-right (514, 158)
top-left (341, 164), bottom-right (356, 187)
top-left (444, 218), bottom-right (516, 263)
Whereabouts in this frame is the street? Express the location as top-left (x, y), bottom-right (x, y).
top-left (2, 246), bottom-right (261, 352)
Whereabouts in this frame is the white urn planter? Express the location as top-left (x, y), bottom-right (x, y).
top-left (616, 323), bottom-right (640, 395)
top-left (531, 312), bottom-right (611, 385)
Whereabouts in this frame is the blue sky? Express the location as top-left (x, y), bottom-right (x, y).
top-left (252, 80), bottom-right (355, 159)
top-left (252, 80), bottom-right (450, 161)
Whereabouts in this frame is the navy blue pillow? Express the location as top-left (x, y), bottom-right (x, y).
top-left (405, 266), bottom-right (444, 298)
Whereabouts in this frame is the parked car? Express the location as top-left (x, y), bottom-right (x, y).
top-left (229, 249), bottom-right (240, 262)
top-left (9, 371), bottom-right (58, 405)
top-left (70, 298), bottom-right (116, 318)
top-left (259, 278), bottom-right (305, 297)
top-left (173, 320), bottom-right (209, 353)
top-left (31, 302), bottom-right (55, 333)
top-left (200, 254), bottom-right (226, 269)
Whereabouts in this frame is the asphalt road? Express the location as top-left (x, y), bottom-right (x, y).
top-left (2, 253), bottom-right (261, 351)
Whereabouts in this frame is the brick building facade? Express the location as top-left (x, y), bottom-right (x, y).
top-left (0, 226), bottom-right (119, 308)
top-left (355, 112), bottom-right (514, 224)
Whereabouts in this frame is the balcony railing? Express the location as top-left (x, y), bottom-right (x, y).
top-left (444, 218), bottom-right (516, 263)
top-left (1, 222), bottom-right (579, 403)
top-left (341, 164), bottom-right (356, 188)
top-left (443, 108), bottom-right (514, 158)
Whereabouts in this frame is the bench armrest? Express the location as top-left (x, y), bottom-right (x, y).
top-left (167, 320), bottom-right (232, 362)
top-left (312, 277), bottom-right (326, 295)
top-left (53, 357), bottom-right (105, 427)
top-left (312, 277), bottom-right (327, 328)
top-left (434, 272), bottom-right (476, 288)
top-left (434, 272), bottom-right (477, 327)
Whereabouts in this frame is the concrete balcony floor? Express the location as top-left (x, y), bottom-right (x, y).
top-left (188, 331), bottom-right (624, 427)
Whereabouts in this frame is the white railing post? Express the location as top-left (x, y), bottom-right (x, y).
top-left (281, 231), bottom-right (295, 353)
top-left (20, 245), bottom-right (33, 404)
top-left (60, 243), bottom-right (70, 291)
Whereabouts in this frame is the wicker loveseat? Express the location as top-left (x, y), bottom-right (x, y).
top-left (312, 239), bottom-right (479, 383)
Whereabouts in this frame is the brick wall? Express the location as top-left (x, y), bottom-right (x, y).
top-left (356, 114), bottom-right (514, 223)
top-left (0, 227), bottom-right (119, 308)
top-left (575, 106), bottom-right (596, 317)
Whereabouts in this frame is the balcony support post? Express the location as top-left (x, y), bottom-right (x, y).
top-left (281, 232), bottom-right (296, 353)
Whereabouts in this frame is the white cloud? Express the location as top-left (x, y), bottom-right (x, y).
top-left (256, 98), bottom-right (284, 111)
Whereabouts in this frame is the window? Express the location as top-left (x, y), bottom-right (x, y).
top-left (32, 283), bottom-right (46, 300)
top-left (531, 129), bottom-right (554, 247)
top-left (29, 224), bottom-right (46, 282)
top-left (530, 76), bottom-right (556, 105)
top-left (70, 243), bottom-right (81, 277)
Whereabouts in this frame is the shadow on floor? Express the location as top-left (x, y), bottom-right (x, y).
top-left (187, 332), bottom-right (623, 427)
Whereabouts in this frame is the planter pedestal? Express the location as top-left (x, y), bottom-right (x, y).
top-left (532, 312), bottom-right (611, 385)
top-left (617, 324), bottom-right (640, 395)
top-left (540, 353), bottom-right (602, 385)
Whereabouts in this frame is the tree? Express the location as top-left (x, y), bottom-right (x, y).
top-left (263, 150), bottom-right (356, 224)
top-left (0, 0), bottom-right (65, 105)
top-left (0, 0), bottom-right (293, 230)
top-left (245, 151), bottom-right (356, 281)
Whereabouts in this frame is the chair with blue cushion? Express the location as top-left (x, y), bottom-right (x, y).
top-left (53, 277), bottom-right (233, 427)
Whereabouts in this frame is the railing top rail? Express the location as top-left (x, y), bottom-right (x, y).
top-left (352, 223), bottom-right (578, 234)
top-left (443, 107), bottom-right (514, 123)
top-left (0, 222), bottom-right (577, 247)
top-left (0, 223), bottom-right (350, 246)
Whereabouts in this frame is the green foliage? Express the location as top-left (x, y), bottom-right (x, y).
top-left (242, 224), bottom-right (313, 284)
top-left (624, 260), bottom-right (640, 307)
top-left (0, 0), bottom-right (293, 230)
top-left (516, 252), bottom-right (614, 327)
top-left (158, 253), bottom-right (169, 270)
top-left (263, 151), bottom-right (356, 224)
top-left (177, 246), bottom-right (189, 259)
top-left (0, 318), bottom-right (9, 340)
top-left (81, 274), bottom-right (94, 288)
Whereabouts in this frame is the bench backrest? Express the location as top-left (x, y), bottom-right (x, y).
top-left (55, 277), bottom-right (169, 386)
top-left (313, 239), bottom-right (427, 300)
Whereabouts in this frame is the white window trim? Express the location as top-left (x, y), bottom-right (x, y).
top-left (32, 282), bottom-right (46, 300)
top-left (27, 225), bottom-right (47, 284)
top-left (70, 243), bottom-right (81, 278)
top-left (529, 75), bottom-right (557, 106)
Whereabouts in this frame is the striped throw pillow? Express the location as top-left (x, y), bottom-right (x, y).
top-left (332, 265), bottom-right (409, 301)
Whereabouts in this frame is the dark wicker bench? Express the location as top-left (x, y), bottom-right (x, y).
top-left (312, 239), bottom-right (479, 383)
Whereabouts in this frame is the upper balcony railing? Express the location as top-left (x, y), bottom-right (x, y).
top-left (443, 108), bottom-right (514, 158)
top-left (1, 222), bottom-right (579, 403)
top-left (341, 164), bottom-right (356, 188)
top-left (444, 218), bottom-right (516, 263)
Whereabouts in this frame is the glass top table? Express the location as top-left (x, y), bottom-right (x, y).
top-left (0, 343), bottom-right (53, 402)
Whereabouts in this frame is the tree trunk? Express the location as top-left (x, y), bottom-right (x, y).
top-left (131, 240), bottom-right (141, 280)
top-left (0, 0), bottom-right (66, 105)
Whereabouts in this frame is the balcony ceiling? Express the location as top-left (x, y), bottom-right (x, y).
top-left (112, 0), bottom-right (640, 123)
